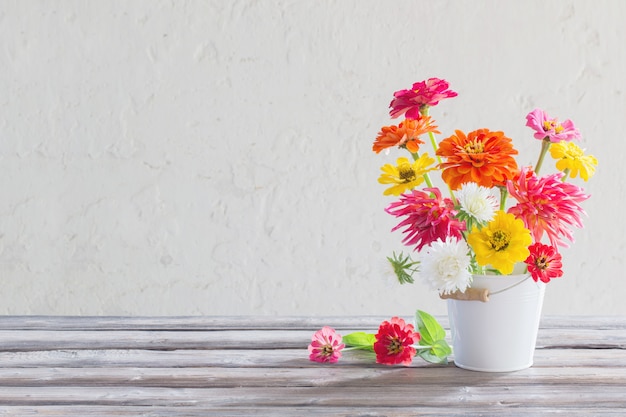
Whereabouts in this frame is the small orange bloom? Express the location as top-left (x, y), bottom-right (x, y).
top-left (436, 129), bottom-right (519, 190)
top-left (372, 116), bottom-right (440, 154)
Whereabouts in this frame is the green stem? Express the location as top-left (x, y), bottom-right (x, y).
top-left (499, 186), bottom-right (508, 211)
top-left (428, 130), bottom-right (443, 165)
top-left (420, 106), bottom-right (456, 204)
top-left (342, 346), bottom-right (370, 352)
top-left (534, 138), bottom-right (551, 175)
top-left (562, 168), bottom-right (570, 182)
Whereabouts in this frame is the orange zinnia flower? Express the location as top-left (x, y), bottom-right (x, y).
top-left (372, 116), bottom-right (440, 154)
top-left (436, 129), bottom-right (519, 190)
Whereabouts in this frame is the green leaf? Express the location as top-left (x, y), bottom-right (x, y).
top-left (417, 339), bottom-right (452, 364)
top-left (415, 310), bottom-right (446, 345)
top-left (342, 332), bottom-right (376, 351)
top-left (387, 252), bottom-right (419, 284)
top-left (415, 310), bottom-right (451, 364)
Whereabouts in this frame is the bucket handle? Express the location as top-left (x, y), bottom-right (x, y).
top-left (440, 275), bottom-right (534, 303)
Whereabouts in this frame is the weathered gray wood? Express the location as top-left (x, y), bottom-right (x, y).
top-left (0, 347), bottom-right (625, 369)
top-left (1, 406), bottom-right (625, 416)
top-left (0, 327), bottom-right (623, 351)
top-left (0, 315), bottom-right (623, 415)
top-left (0, 315), bottom-right (624, 330)
top-left (0, 366), bottom-right (624, 388)
top-left (0, 385), bottom-right (625, 408)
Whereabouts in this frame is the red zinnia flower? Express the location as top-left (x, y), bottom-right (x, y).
top-left (374, 317), bottom-right (420, 366)
top-left (386, 187), bottom-right (465, 251)
top-left (389, 78), bottom-right (457, 120)
top-left (507, 166), bottom-right (590, 248)
top-left (525, 243), bottom-right (563, 283)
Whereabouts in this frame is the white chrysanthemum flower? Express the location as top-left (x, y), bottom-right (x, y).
top-left (419, 237), bottom-right (472, 294)
top-left (455, 182), bottom-right (498, 224)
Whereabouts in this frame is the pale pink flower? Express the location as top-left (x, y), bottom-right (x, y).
top-left (525, 108), bottom-right (581, 142)
top-left (507, 166), bottom-right (589, 247)
top-left (389, 78), bottom-right (457, 119)
top-left (308, 326), bottom-right (345, 363)
top-left (385, 187), bottom-right (465, 251)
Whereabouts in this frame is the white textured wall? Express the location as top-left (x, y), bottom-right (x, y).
top-left (1, 0), bottom-right (623, 316)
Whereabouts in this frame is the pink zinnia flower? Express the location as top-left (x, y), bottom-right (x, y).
top-left (386, 187), bottom-right (465, 251)
top-left (374, 317), bottom-right (420, 366)
top-left (507, 166), bottom-right (590, 248)
top-left (389, 78), bottom-right (458, 119)
top-left (525, 242), bottom-right (563, 283)
top-left (308, 326), bottom-right (345, 363)
top-left (526, 108), bottom-right (581, 142)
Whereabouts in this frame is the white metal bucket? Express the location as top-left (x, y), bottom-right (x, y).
top-left (447, 273), bottom-right (546, 372)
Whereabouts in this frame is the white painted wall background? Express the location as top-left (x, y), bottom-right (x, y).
top-left (0, 0), bottom-right (624, 316)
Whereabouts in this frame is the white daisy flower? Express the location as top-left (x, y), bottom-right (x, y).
top-left (455, 182), bottom-right (498, 224)
top-left (419, 237), bottom-right (472, 294)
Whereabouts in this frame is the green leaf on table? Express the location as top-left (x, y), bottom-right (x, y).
top-left (415, 309), bottom-right (452, 364)
top-left (415, 309), bottom-right (446, 345)
top-left (417, 339), bottom-right (452, 364)
top-left (342, 332), bottom-right (376, 351)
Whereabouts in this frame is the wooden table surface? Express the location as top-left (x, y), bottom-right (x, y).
top-left (0, 315), bottom-right (624, 416)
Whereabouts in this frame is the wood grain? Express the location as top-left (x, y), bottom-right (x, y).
top-left (0, 316), bottom-right (623, 415)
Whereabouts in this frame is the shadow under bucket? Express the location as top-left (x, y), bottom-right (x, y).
top-left (446, 273), bottom-right (546, 372)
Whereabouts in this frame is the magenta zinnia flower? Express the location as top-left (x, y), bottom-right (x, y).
top-left (389, 78), bottom-right (457, 119)
top-left (386, 187), bottom-right (465, 251)
top-left (308, 326), bottom-right (345, 363)
top-left (507, 167), bottom-right (590, 248)
top-left (374, 317), bottom-right (420, 366)
top-left (526, 108), bottom-right (581, 142)
top-left (525, 242), bottom-right (563, 283)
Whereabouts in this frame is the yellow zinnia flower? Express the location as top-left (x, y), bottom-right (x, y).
top-left (467, 211), bottom-right (532, 275)
top-left (378, 154), bottom-right (436, 196)
top-left (549, 140), bottom-right (598, 181)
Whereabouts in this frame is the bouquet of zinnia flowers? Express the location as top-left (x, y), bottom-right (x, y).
top-left (377, 77), bottom-right (597, 296)
top-left (307, 77), bottom-right (597, 367)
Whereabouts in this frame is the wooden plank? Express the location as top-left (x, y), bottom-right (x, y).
top-left (0, 406), bottom-right (624, 417)
top-left (0, 366), bottom-right (624, 388)
top-left (0, 315), bottom-right (624, 331)
top-left (0, 316), bottom-right (391, 331)
top-left (0, 385), bottom-right (625, 408)
top-left (0, 348), bottom-right (625, 369)
top-left (0, 327), bottom-right (623, 351)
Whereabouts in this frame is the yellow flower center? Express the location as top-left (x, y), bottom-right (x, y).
top-left (489, 230), bottom-right (510, 251)
top-left (398, 164), bottom-right (417, 183)
top-left (563, 143), bottom-right (584, 160)
top-left (543, 120), bottom-right (564, 133)
top-left (321, 344), bottom-right (334, 356)
top-left (535, 255), bottom-right (548, 270)
top-left (387, 337), bottom-right (403, 355)
top-left (463, 139), bottom-right (484, 154)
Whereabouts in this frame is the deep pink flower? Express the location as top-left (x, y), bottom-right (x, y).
top-left (386, 187), bottom-right (465, 251)
top-left (525, 242), bottom-right (563, 283)
top-left (525, 108), bottom-right (581, 142)
top-left (389, 78), bottom-right (458, 119)
top-left (374, 317), bottom-right (420, 366)
top-left (507, 166), bottom-right (590, 248)
top-left (308, 326), bottom-right (345, 363)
